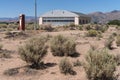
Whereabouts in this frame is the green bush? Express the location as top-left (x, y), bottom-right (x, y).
top-left (87, 30), bottom-right (99, 37)
top-left (59, 58), bottom-right (73, 75)
top-left (108, 20), bottom-right (120, 26)
top-left (18, 36), bottom-right (48, 68)
top-left (83, 48), bottom-right (117, 80)
top-left (50, 35), bottom-right (76, 56)
top-left (116, 35), bottom-right (120, 46)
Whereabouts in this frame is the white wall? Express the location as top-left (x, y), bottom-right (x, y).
top-left (39, 17), bottom-right (43, 25)
top-left (75, 17), bottom-right (79, 25)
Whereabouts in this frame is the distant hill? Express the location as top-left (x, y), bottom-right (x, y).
top-left (0, 10), bottom-right (120, 24)
top-left (0, 16), bottom-right (35, 23)
top-left (88, 10), bottom-right (120, 23)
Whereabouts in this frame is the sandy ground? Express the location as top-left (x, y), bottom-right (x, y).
top-left (0, 28), bottom-right (120, 80)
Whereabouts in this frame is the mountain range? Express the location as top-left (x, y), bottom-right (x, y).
top-left (0, 10), bottom-right (120, 24)
top-left (88, 10), bottom-right (120, 23)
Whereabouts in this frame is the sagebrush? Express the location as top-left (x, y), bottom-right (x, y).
top-left (50, 35), bottom-right (76, 56)
top-left (83, 48), bottom-right (117, 80)
top-left (18, 36), bottom-right (48, 68)
top-left (59, 58), bottom-right (73, 75)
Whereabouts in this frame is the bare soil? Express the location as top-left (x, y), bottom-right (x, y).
top-left (0, 27), bottom-right (120, 80)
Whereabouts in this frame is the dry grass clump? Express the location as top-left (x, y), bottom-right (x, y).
top-left (116, 35), bottom-right (120, 46)
top-left (18, 36), bottom-right (48, 68)
top-left (94, 25), bottom-right (109, 32)
top-left (104, 35), bottom-right (114, 50)
top-left (83, 24), bottom-right (109, 33)
top-left (3, 68), bottom-right (19, 76)
top-left (4, 31), bottom-right (28, 39)
top-left (0, 44), bottom-right (3, 50)
top-left (73, 59), bottom-right (81, 67)
top-left (59, 58), bottom-right (74, 75)
top-left (0, 44), bottom-right (11, 58)
top-left (39, 24), bottom-right (54, 32)
top-left (83, 48), bottom-right (117, 80)
top-left (50, 35), bottom-right (76, 56)
top-left (115, 54), bottom-right (120, 65)
top-left (86, 30), bottom-right (99, 37)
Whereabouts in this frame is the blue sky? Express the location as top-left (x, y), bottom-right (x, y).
top-left (0, 0), bottom-right (120, 17)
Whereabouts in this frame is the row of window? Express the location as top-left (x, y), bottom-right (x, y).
top-left (43, 17), bottom-right (74, 19)
top-left (79, 20), bottom-right (90, 24)
top-left (43, 20), bottom-right (74, 22)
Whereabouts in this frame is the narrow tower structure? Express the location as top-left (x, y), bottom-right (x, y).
top-left (18, 14), bottom-right (25, 31)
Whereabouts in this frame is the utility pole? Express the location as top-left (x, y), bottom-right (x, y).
top-left (34, 0), bottom-right (37, 30)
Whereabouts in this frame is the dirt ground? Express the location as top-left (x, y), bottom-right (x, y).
top-left (0, 27), bottom-right (120, 80)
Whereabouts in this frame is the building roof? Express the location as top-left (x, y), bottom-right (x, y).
top-left (40, 10), bottom-right (89, 17)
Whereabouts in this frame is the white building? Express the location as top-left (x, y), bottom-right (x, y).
top-left (39, 10), bottom-right (91, 26)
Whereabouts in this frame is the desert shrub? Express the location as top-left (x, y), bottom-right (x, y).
top-left (40, 24), bottom-right (53, 31)
top-left (25, 23), bottom-right (34, 30)
top-left (0, 24), bottom-right (7, 28)
top-left (50, 35), bottom-right (76, 56)
top-left (87, 30), bottom-right (99, 37)
top-left (59, 58), bottom-right (73, 75)
top-left (90, 44), bottom-right (98, 50)
top-left (0, 44), bottom-right (3, 50)
top-left (84, 24), bottom-right (92, 30)
top-left (18, 36), bottom-right (48, 68)
top-left (0, 49), bottom-right (12, 58)
top-left (0, 53), bottom-right (11, 58)
top-left (116, 35), bottom-right (120, 46)
top-left (115, 54), bottom-right (120, 65)
top-left (104, 35), bottom-right (114, 50)
top-left (95, 25), bottom-right (108, 32)
top-left (112, 32), bottom-right (117, 37)
top-left (68, 23), bottom-right (76, 30)
top-left (73, 59), bottom-right (81, 67)
top-left (83, 48), bottom-right (117, 80)
top-left (4, 31), bottom-right (27, 39)
top-left (3, 68), bottom-right (19, 76)
top-left (76, 25), bottom-right (83, 30)
top-left (23, 68), bottom-right (38, 75)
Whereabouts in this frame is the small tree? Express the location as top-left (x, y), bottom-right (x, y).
top-left (18, 36), bottom-right (48, 68)
top-left (83, 48), bottom-right (117, 80)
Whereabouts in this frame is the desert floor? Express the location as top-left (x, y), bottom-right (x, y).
top-left (0, 27), bottom-right (120, 80)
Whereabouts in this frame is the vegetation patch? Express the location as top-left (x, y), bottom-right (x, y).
top-left (116, 35), bottom-right (120, 46)
top-left (3, 68), bottom-right (19, 76)
top-left (0, 44), bottom-right (12, 58)
top-left (50, 35), bottom-right (77, 57)
top-left (59, 58), bottom-right (75, 75)
top-left (104, 35), bottom-right (115, 50)
top-left (18, 36), bottom-right (48, 69)
top-left (83, 48), bottom-right (117, 80)
top-left (86, 30), bottom-right (99, 37)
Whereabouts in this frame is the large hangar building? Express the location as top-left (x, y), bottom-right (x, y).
top-left (39, 10), bottom-right (91, 26)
